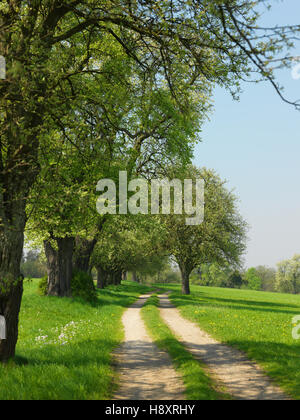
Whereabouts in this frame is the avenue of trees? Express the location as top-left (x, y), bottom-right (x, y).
top-left (0, 0), bottom-right (300, 362)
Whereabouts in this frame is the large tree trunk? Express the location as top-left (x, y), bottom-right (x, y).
top-left (73, 237), bottom-right (97, 273)
top-left (0, 240), bottom-right (24, 362)
top-left (0, 132), bottom-right (37, 361)
top-left (0, 281), bottom-right (23, 362)
top-left (44, 237), bottom-right (75, 297)
top-left (0, 40), bottom-right (47, 361)
top-left (180, 265), bottom-right (191, 295)
top-left (0, 218), bottom-right (26, 362)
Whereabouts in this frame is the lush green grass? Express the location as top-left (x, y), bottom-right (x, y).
top-left (0, 279), bottom-right (151, 400)
top-left (155, 283), bottom-right (300, 399)
top-left (141, 294), bottom-right (231, 400)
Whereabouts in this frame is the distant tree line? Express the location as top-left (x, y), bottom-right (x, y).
top-left (21, 250), bottom-right (47, 280)
top-left (187, 255), bottom-right (300, 295)
top-left (190, 263), bottom-right (276, 292)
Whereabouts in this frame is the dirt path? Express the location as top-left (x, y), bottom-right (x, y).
top-left (113, 292), bottom-right (185, 400)
top-left (158, 292), bottom-right (288, 400)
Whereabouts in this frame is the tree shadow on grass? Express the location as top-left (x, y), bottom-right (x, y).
top-left (43, 284), bottom-right (151, 310)
top-left (23, 338), bottom-right (119, 367)
top-left (170, 293), bottom-right (300, 316)
top-left (7, 338), bottom-right (121, 399)
top-left (224, 339), bottom-right (300, 400)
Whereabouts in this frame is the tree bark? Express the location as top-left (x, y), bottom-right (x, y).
top-left (0, 221), bottom-right (26, 362)
top-left (180, 265), bottom-right (191, 295)
top-left (132, 271), bottom-right (139, 283)
top-left (44, 237), bottom-right (74, 297)
top-left (73, 237), bottom-right (97, 273)
top-left (111, 270), bottom-right (122, 285)
top-left (96, 265), bottom-right (108, 289)
top-left (0, 35), bottom-right (47, 361)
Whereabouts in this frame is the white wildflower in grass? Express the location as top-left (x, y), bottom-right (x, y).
top-left (35, 335), bottom-right (48, 343)
top-left (34, 319), bottom-right (104, 347)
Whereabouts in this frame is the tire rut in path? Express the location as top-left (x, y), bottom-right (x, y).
top-left (113, 293), bottom-right (185, 400)
top-left (158, 292), bottom-right (288, 400)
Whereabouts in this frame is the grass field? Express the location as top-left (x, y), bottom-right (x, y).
top-left (0, 279), bottom-right (151, 400)
top-left (141, 294), bottom-right (231, 400)
top-left (155, 283), bottom-right (300, 399)
top-left (1, 280), bottom-right (299, 400)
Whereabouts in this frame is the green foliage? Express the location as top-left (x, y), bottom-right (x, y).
top-left (227, 270), bottom-right (243, 289)
top-left (255, 266), bottom-right (276, 292)
top-left (276, 255), bottom-right (300, 294)
top-left (244, 268), bottom-right (262, 291)
top-left (91, 214), bottom-right (167, 281)
top-left (21, 250), bottom-right (47, 279)
top-left (164, 270), bottom-right (181, 284)
top-left (38, 275), bottom-right (48, 297)
top-left (163, 166), bottom-right (247, 288)
top-left (192, 263), bottom-right (243, 289)
top-left (71, 270), bottom-right (97, 303)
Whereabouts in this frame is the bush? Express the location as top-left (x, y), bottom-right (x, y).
top-left (71, 270), bottom-right (97, 303)
top-left (244, 267), bottom-right (262, 291)
top-left (38, 275), bottom-right (48, 296)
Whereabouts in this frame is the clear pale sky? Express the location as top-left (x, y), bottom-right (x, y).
top-left (193, 0), bottom-right (300, 269)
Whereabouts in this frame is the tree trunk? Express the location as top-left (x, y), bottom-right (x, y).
top-left (44, 237), bottom-right (74, 297)
top-left (112, 270), bottom-right (122, 285)
top-left (0, 109), bottom-right (41, 361)
top-left (0, 223), bottom-right (26, 362)
top-left (96, 265), bottom-right (108, 289)
top-left (73, 237), bottom-right (97, 273)
top-left (132, 271), bottom-right (139, 283)
top-left (122, 271), bottom-right (127, 281)
top-left (180, 265), bottom-right (191, 295)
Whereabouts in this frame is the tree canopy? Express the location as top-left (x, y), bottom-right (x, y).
top-left (162, 166), bottom-right (247, 294)
top-left (276, 255), bottom-right (300, 295)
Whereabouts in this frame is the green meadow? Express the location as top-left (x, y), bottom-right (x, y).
top-left (0, 280), bottom-right (150, 400)
top-left (1, 280), bottom-right (299, 400)
top-left (155, 283), bottom-right (300, 399)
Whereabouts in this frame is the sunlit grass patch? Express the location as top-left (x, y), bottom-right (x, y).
top-left (155, 283), bottom-right (300, 400)
top-left (0, 280), bottom-right (151, 400)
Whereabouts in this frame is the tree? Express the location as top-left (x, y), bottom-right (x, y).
top-left (227, 270), bottom-right (243, 289)
top-left (1, 0), bottom-right (299, 362)
top-left (164, 166), bottom-right (247, 294)
top-left (20, 250), bottom-right (47, 280)
top-left (26, 36), bottom-right (206, 296)
top-left (193, 263), bottom-right (243, 288)
top-left (244, 267), bottom-right (262, 291)
top-left (91, 214), bottom-right (166, 288)
top-left (276, 255), bottom-right (300, 294)
top-left (255, 265), bottom-right (276, 292)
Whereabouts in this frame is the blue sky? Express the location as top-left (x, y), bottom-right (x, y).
top-left (193, 0), bottom-right (300, 269)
